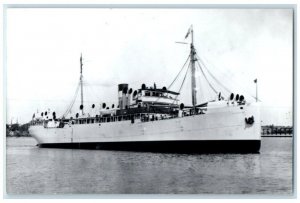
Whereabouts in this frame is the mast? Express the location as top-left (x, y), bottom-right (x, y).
top-left (80, 53), bottom-right (84, 114)
top-left (256, 81), bottom-right (258, 102)
top-left (190, 25), bottom-right (197, 112)
top-left (254, 78), bottom-right (258, 102)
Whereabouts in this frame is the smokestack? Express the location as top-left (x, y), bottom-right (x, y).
top-left (128, 88), bottom-right (133, 108)
top-left (122, 87), bottom-right (128, 109)
top-left (118, 84), bottom-right (128, 110)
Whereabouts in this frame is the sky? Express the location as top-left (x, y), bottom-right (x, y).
top-left (6, 8), bottom-right (293, 125)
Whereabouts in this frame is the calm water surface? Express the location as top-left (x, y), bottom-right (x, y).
top-left (6, 137), bottom-right (293, 195)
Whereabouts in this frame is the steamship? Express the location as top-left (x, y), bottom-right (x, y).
top-left (29, 27), bottom-right (261, 153)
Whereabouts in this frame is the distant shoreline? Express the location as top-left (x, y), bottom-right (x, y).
top-left (6, 123), bottom-right (30, 137)
top-left (261, 125), bottom-right (293, 135)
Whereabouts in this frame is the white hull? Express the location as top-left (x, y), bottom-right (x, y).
top-left (29, 102), bottom-right (261, 152)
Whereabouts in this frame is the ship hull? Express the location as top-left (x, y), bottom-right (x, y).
top-left (29, 102), bottom-right (261, 153)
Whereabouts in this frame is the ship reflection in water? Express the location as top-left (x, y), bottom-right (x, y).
top-left (6, 136), bottom-right (292, 195)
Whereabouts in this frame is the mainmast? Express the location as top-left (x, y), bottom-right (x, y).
top-left (80, 53), bottom-right (84, 114)
top-left (190, 25), bottom-right (197, 112)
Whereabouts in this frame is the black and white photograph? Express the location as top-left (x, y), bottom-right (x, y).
top-left (4, 4), bottom-right (294, 197)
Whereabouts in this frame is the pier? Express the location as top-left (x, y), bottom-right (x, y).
top-left (261, 125), bottom-right (293, 137)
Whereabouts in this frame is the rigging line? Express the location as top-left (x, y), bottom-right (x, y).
top-left (153, 55), bottom-right (190, 104)
top-left (171, 60), bottom-right (191, 105)
top-left (78, 80), bottom-right (101, 107)
top-left (201, 54), bottom-right (248, 87)
top-left (61, 81), bottom-right (80, 118)
top-left (63, 86), bottom-right (79, 117)
top-left (168, 54), bottom-right (190, 89)
top-left (83, 82), bottom-right (95, 103)
top-left (200, 54), bottom-right (233, 82)
top-left (196, 54), bottom-right (231, 94)
top-left (199, 54), bottom-right (260, 101)
top-left (62, 84), bottom-right (78, 117)
top-left (196, 54), bottom-right (230, 93)
top-left (86, 87), bottom-right (103, 106)
top-left (84, 81), bottom-right (102, 102)
top-left (195, 60), bottom-right (218, 94)
top-left (67, 85), bottom-right (80, 116)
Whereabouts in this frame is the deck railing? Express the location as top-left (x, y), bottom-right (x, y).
top-left (30, 107), bottom-right (207, 127)
top-left (30, 112), bottom-right (182, 127)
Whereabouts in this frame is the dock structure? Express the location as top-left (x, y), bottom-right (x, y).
top-left (261, 125), bottom-right (293, 137)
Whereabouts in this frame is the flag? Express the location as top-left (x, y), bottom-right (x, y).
top-left (185, 28), bottom-right (190, 39)
top-left (254, 79), bottom-right (257, 83)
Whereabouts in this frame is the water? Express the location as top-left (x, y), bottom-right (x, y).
top-left (6, 137), bottom-right (293, 195)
